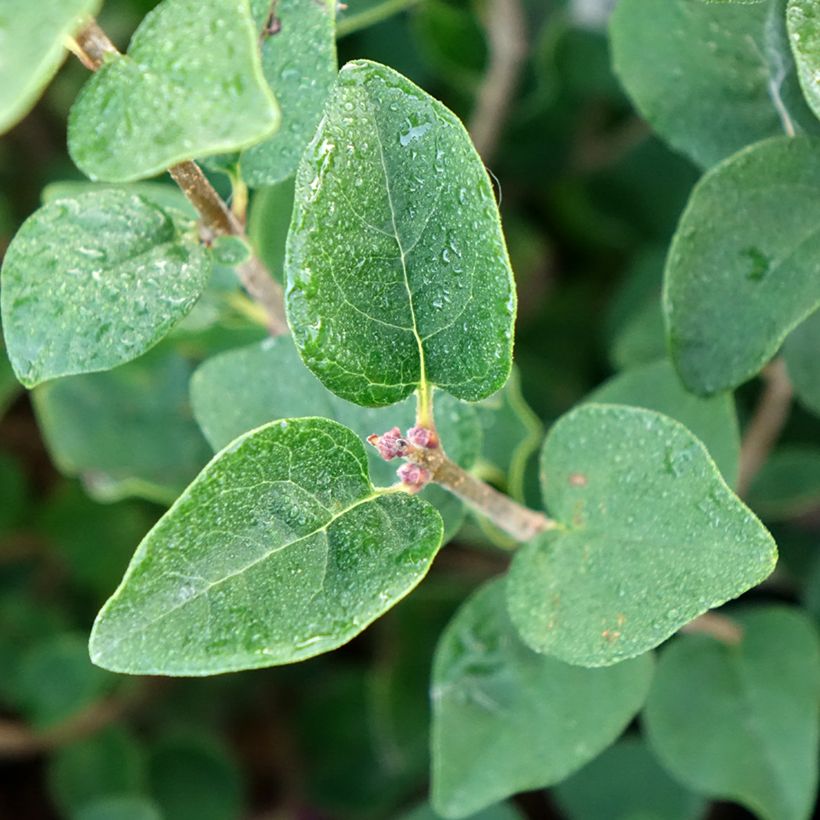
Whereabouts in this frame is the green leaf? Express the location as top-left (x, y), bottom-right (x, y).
top-left (42, 180), bottom-right (196, 218)
top-left (644, 607), bottom-right (820, 820)
top-left (506, 404), bottom-right (776, 666)
top-left (0, 451), bottom-right (27, 534)
top-left (1, 191), bottom-right (210, 387)
top-left (286, 59), bottom-right (516, 407)
top-left (90, 417), bottom-right (443, 674)
top-left (33, 347), bottom-right (212, 505)
top-left (190, 335), bottom-right (481, 541)
top-left (67, 0), bottom-right (280, 182)
top-left (75, 797), bottom-right (162, 820)
top-left (587, 359), bottom-right (740, 487)
top-left (401, 801), bottom-right (522, 820)
top-left (239, 0), bottom-right (337, 187)
top-left (48, 727), bottom-right (146, 817)
top-left (431, 580), bottom-right (654, 818)
top-left (552, 736), bottom-right (706, 820)
top-left (788, 0), bottom-right (820, 122)
top-left (747, 447), bottom-right (820, 520)
top-left (664, 136), bottom-right (820, 394)
top-left (337, 0), bottom-right (422, 37)
top-left (0, 0), bottom-right (101, 135)
top-left (247, 179), bottom-right (295, 282)
top-left (610, 0), bottom-right (816, 168)
top-left (784, 308), bottom-right (820, 415)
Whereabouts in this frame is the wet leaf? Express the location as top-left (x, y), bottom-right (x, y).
top-left (645, 607), bottom-right (820, 820)
top-left (664, 136), bottom-right (820, 394)
top-left (1, 191), bottom-right (210, 387)
top-left (431, 580), bottom-right (653, 818)
top-left (286, 59), bottom-right (516, 407)
top-left (190, 335), bottom-right (481, 540)
top-left (90, 417), bottom-right (443, 674)
top-left (506, 404), bottom-right (776, 666)
top-left (68, 0), bottom-right (279, 182)
top-left (240, 0), bottom-right (337, 187)
top-left (0, 0), bottom-right (101, 135)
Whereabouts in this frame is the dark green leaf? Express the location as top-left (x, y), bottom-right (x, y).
top-left (747, 447), bottom-right (820, 520)
top-left (506, 404), bottom-right (776, 666)
top-left (784, 308), bottom-right (820, 415)
top-left (337, 0), bottom-right (422, 37)
top-left (286, 59), bottom-right (516, 407)
top-left (247, 179), bottom-right (294, 283)
top-left (75, 797), bottom-right (162, 820)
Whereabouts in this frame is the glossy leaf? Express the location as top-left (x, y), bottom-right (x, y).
top-left (190, 335), bottom-right (481, 541)
top-left (506, 404), bottom-right (776, 666)
top-left (587, 359), bottom-right (740, 486)
top-left (784, 308), bottom-right (820, 416)
top-left (788, 0), bottom-right (820, 122)
top-left (286, 59), bottom-right (516, 407)
top-left (1, 191), bottom-right (210, 387)
top-left (431, 580), bottom-right (653, 818)
top-left (610, 0), bottom-right (815, 168)
top-left (553, 736), bottom-right (705, 820)
top-left (747, 447), bottom-right (820, 520)
top-left (68, 0), bottom-right (279, 182)
top-left (240, 0), bottom-right (337, 187)
top-left (0, 0), bottom-right (101, 135)
top-left (664, 136), bottom-right (820, 394)
top-left (645, 607), bottom-right (820, 820)
top-left (90, 417), bottom-right (443, 674)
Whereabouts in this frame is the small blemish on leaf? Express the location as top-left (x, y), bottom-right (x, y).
top-left (741, 247), bottom-right (769, 282)
top-left (569, 472), bottom-right (588, 487)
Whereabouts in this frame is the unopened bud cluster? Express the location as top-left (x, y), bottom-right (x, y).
top-left (367, 425), bottom-right (439, 493)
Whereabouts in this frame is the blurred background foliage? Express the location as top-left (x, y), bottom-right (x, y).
top-left (2, 0), bottom-right (820, 817)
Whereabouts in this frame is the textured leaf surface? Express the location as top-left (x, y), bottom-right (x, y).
top-left (240, 0), bottom-right (337, 186)
top-left (90, 418), bottom-right (443, 674)
top-left (286, 59), bottom-right (515, 407)
top-left (664, 136), bottom-right (820, 394)
top-left (788, 0), bottom-right (820, 121)
top-left (587, 359), bottom-right (740, 486)
top-left (610, 0), bottom-right (815, 168)
top-left (1, 191), bottom-right (210, 387)
top-left (645, 607), bottom-right (820, 820)
top-left (431, 581), bottom-right (653, 818)
top-left (0, 0), bottom-right (101, 134)
top-left (553, 737), bottom-right (705, 820)
top-left (189, 336), bottom-right (480, 541)
top-left (784, 308), bottom-right (820, 415)
top-left (506, 405), bottom-right (776, 666)
top-left (68, 0), bottom-right (279, 182)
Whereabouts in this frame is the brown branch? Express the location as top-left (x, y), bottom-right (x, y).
top-left (680, 612), bottom-right (743, 646)
top-left (469, 0), bottom-right (528, 162)
top-left (69, 19), bottom-right (287, 335)
top-left (737, 358), bottom-right (794, 497)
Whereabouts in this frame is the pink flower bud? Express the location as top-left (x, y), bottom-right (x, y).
top-left (367, 427), bottom-right (409, 461)
top-left (407, 426), bottom-right (439, 449)
top-left (397, 462), bottom-right (432, 493)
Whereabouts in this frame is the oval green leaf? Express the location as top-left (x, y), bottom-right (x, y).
top-left (68, 0), bottom-right (279, 182)
top-left (286, 59), bottom-right (516, 407)
top-left (1, 191), bottom-right (210, 387)
top-left (431, 580), bottom-right (654, 818)
top-left (90, 417), bottom-right (443, 675)
top-left (506, 404), bottom-right (776, 666)
top-left (645, 607), bottom-right (820, 820)
top-left (664, 136), bottom-right (820, 395)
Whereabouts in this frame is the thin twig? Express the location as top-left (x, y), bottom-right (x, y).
top-left (680, 612), bottom-right (743, 646)
top-left (69, 19), bottom-right (287, 335)
top-left (469, 0), bottom-right (528, 162)
top-left (737, 358), bottom-right (794, 496)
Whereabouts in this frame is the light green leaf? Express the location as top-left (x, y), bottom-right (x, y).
top-left (788, 0), bottom-right (820, 122)
top-left (587, 359), bottom-right (740, 487)
top-left (747, 447), bottom-right (820, 520)
top-left (0, 0), bottom-right (101, 135)
top-left (784, 307), bottom-right (820, 415)
top-left (67, 0), bottom-right (279, 182)
top-left (337, 0), bottom-right (423, 37)
top-left (286, 59), bottom-right (516, 407)
top-left (506, 404), bottom-right (776, 667)
top-left (610, 0), bottom-right (816, 168)
top-left (33, 346), bottom-right (212, 505)
top-left (189, 336), bottom-right (479, 541)
top-left (553, 736), bottom-right (706, 820)
top-left (645, 607), bottom-right (820, 820)
top-left (240, 0), bottom-right (337, 187)
top-left (1, 191), bottom-right (210, 387)
top-left (247, 178), bottom-right (295, 282)
top-left (664, 136), bottom-right (820, 395)
top-left (431, 580), bottom-right (653, 818)
top-left (42, 180), bottom-right (196, 218)
top-left (90, 417), bottom-right (443, 674)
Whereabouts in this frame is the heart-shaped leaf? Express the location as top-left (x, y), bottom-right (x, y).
top-left (0, 0), bottom-right (101, 135)
top-left (644, 607), bottom-right (820, 820)
top-left (286, 59), bottom-right (516, 407)
top-left (431, 580), bottom-right (653, 818)
top-left (239, 0), bottom-right (338, 187)
top-left (664, 136), bottom-right (820, 395)
top-left (90, 417), bottom-right (443, 675)
top-left (1, 190), bottom-right (210, 387)
top-left (68, 0), bottom-right (279, 183)
top-left (506, 404), bottom-right (776, 667)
